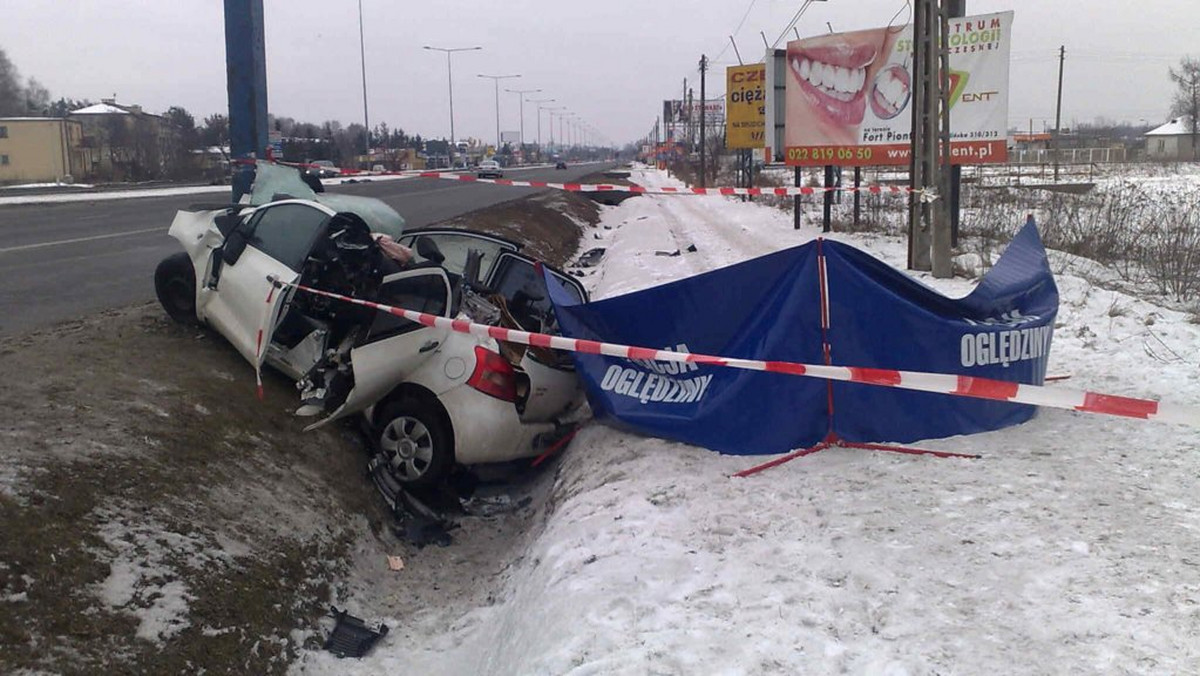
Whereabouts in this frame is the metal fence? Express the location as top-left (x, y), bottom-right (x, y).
top-left (1008, 147), bottom-right (1128, 165)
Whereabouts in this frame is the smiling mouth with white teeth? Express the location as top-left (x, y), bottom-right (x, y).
top-left (795, 57), bottom-right (867, 103)
top-left (789, 42), bottom-right (878, 128)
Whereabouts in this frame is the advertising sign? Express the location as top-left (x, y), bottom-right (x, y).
top-left (726, 64), bottom-right (767, 149)
top-left (268, 130), bottom-right (283, 160)
top-left (662, 99), bottom-right (726, 124)
top-left (784, 10), bottom-right (1012, 166)
top-left (663, 99), bottom-right (726, 144)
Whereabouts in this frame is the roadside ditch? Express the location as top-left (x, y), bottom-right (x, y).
top-left (0, 179), bottom-right (612, 674)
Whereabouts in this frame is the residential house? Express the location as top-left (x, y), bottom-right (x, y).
top-left (0, 117), bottom-right (86, 185)
top-left (70, 99), bottom-right (176, 181)
top-left (1145, 117), bottom-right (1198, 161)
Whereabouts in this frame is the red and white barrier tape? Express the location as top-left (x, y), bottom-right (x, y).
top-left (278, 280), bottom-right (1200, 429)
top-left (235, 158), bottom-right (921, 197)
top-left (410, 172), bottom-right (920, 197)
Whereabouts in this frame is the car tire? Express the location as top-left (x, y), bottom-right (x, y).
top-left (154, 252), bottom-right (198, 324)
top-left (375, 397), bottom-right (453, 486)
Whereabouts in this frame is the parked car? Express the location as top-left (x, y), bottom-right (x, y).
top-left (307, 159), bottom-right (339, 178)
top-left (477, 160), bottom-right (504, 179)
top-left (154, 162), bottom-right (589, 490)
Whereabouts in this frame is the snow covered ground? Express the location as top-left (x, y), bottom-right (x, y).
top-left (294, 166), bottom-right (1200, 675)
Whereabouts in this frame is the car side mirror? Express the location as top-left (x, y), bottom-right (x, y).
top-left (415, 236), bottom-right (445, 264)
top-left (222, 229), bottom-right (249, 265)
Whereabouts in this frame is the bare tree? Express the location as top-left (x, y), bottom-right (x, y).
top-left (200, 114), bottom-right (229, 149)
top-left (23, 78), bottom-right (51, 115)
top-left (1169, 56), bottom-right (1200, 160)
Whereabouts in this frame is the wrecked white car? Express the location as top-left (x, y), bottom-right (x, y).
top-left (154, 163), bottom-right (589, 489)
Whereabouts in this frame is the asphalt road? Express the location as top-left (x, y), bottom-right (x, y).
top-left (0, 163), bottom-right (612, 335)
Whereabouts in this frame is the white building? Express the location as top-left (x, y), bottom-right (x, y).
top-left (1144, 116), bottom-right (1198, 161)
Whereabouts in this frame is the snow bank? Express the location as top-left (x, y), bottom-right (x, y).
top-left (295, 165), bottom-right (1200, 675)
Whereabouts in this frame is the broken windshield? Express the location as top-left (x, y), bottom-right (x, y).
top-left (249, 161), bottom-right (318, 205)
top-left (249, 161), bottom-right (405, 239)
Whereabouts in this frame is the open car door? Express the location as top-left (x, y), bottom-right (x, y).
top-left (486, 251), bottom-right (589, 422)
top-left (397, 229), bottom-right (520, 284)
top-left (487, 251), bottom-right (587, 330)
top-left (306, 266), bottom-right (455, 429)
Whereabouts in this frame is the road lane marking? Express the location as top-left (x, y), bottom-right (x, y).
top-left (0, 226), bottom-right (164, 254)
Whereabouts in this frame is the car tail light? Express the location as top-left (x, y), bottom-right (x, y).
top-left (467, 346), bottom-right (518, 402)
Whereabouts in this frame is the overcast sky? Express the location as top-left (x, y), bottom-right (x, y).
top-left (2, 1), bottom-right (1196, 145)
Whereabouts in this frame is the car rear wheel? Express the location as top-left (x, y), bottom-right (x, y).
top-left (154, 252), bottom-right (197, 324)
top-left (375, 397), bottom-right (453, 486)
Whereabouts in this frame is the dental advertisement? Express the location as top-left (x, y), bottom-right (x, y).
top-left (784, 10), bottom-right (1013, 167)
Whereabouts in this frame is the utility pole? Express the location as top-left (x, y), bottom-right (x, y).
top-left (907, 0), bottom-right (953, 276)
top-left (223, 0), bottom-right (268, 202)
top-left (947, 0), bottom-right (965, 247)
top-left (699, 54), bottom-right (708, 188)
top-left (1054, 45), bottom-right (1065, 182)
top-left (681, 78), bottom-right (687, 144)
top-left (933, 0), bottom-right (952, 276)
top-left (1194, 78), bottom-right (1199, 160)
top-left (687, 87), bottom-right (695, 150)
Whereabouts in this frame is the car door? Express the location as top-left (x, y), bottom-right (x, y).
top-left (485, 252), bottom-right (590, 422)
top-left (307, 266), bottom-right (455, 429)
top-left (200, 201), bottom-right (333, 367)
top-left (397, 229), bottom-right (520, 284)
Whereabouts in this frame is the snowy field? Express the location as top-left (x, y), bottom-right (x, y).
top-left (293, 166), bottom-right (1200, 675)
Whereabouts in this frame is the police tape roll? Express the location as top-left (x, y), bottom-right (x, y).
top-left (277, 280), bottom-right (1200, 429)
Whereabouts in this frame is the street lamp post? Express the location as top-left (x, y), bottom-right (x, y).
top-left (558, 112), bottom-right (566, 154)
top-left (358, 0), bottom-right (369, 161)
top-left (423, 45), bottom-right (482, 165)
top-left (531, 99), bottom-right (555, 157)
top-left (478, 73), bottom-right (520, 150)
top-left (549, 109), bottom-right (566, 152)
top-left (505, 87), bottom-right (541, 150)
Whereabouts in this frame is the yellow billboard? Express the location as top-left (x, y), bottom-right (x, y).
top-left (726, 64), bottom-right (767, 149)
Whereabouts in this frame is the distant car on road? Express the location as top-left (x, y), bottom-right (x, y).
top-left (477, 160), bottom-right (503, 179)
top-left (555, 160), bottom-right (568, 170)
top-left (307, 159), bottom-right (339, 178)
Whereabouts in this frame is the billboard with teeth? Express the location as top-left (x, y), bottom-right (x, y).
top-left (784, 10), bottom-right (1012, 166)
